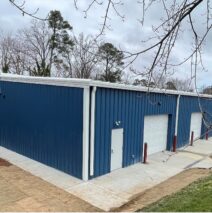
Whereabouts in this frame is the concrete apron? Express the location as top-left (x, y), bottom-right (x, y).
top-left (0, 139), bottom-right (212, 211)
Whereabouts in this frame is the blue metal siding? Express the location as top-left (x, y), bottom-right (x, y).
top-left (199, 98), bottom-right (212, 138)
top-left (177, 96), bottom-right (199, 148)
top-left (93, 88), bottom-right (177, 178)
top-left (0, 81), bottom-right (83, 179)
top-left (177, 96), bottom-right (212, 147)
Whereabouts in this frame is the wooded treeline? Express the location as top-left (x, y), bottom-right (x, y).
top-left (0, 10), bottom-right (124, 83)
top-left (1, 9), bottom-right (211, 93)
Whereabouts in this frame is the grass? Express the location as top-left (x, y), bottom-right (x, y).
top-left (140, 173), bottom-right (212, 212)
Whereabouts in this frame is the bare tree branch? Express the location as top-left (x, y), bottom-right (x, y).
top-left (9, 0), bottom-right (48, 21)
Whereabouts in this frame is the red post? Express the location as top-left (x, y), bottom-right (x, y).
top-left (190, 131), bottom-right (194, 146)
top-left (173, 135), bottom-right (177, 152)
top-left (143, 143), bottom-right (148, 164)
top-left (206, 129), bottom-right (209, 140)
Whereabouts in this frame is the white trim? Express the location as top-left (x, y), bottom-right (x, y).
top-left (0, 74), bottom-right (89, 89)
top-left (82, 87), bottom-right (90, 181)
top-left (1, 73), bottom-right (212, 98)
top-left (90, 87), bottom-right (97, 177)
top-left (175, 95), bottom-right (181, 135)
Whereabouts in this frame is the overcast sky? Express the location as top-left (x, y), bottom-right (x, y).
top-left (0, 0), bottom-right (212, 88)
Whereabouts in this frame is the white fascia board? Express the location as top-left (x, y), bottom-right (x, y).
top-left (91, 81), bottom-right (212, 98)
top-left (0, 74), bottom-right (90, 89)
top-left (1, 73), bottom-right (212, 99)
top-left (82, 86), bottom-right (90, 181)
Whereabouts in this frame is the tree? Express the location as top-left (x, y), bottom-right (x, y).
top-left (48, 10), bottom-right (73, 72)
top-left (8, 1), bottom-right (211, 78)
top-left (166, 81), bottom-right (177, 90)
top-left (133, 74), bottom-right (194, 92)
top-left (74, 0), bottom-right (212, 91)
top-left (60, 33), bottom-right (99, 79)
top-left (16, 11), bottom-right (73, 77)
top-left (7, 1), bottom-right (211, 87)
top-left (202, 86), bottom-right (212, 95)
top-left (168, 78), bottom-right (194, 92)
top-left (0, 33), bottom-right (13, 73)
top-left (133, 79), bottom-right (155, 87)
top-left (9, 39), bottom-right (28, 75)
top-left (98, 43), bottom-right (124, 82)
top-left (19, 20), bottom-right (52, 76)
top-left (0, 32), bottom-right (27, 75)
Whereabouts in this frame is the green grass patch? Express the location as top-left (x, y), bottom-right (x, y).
top-left (140, 173), bottom-right (212, 212)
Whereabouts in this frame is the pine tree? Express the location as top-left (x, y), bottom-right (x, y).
top-left (98, 43), bottom-right (124, 83)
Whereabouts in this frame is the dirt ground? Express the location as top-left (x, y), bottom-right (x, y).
top-left (0, 158), bottom-right (100, 212)
top-left (116, 168), bottom-right (212, 212)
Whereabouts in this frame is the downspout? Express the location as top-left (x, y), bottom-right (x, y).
top-left (82, 86), bottom-right (90, 181)
top-left (90, 86), bottom-right (96, 177)
top-left (173, 94), bottom-right (181, 151)
top-left (175, 94), bottom-right (181, 135)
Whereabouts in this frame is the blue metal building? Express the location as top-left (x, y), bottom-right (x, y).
top-left (0, 74), bottom-right (211, 180)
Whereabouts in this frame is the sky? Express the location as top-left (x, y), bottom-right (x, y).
top-left (0, 0), bottom-right (212, 88)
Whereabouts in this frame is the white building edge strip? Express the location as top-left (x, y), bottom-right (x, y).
top-left (82, 87), bottom-right (90, 181)
top-left (90, 87), bottom-right (97, 177)
top-left (175, 94), bottom-right (181, 135)
top-left (1, 73), bottom-right (212, 98)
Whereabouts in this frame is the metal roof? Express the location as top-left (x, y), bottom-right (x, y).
top-left (0, 73), bottom-right (212, 98)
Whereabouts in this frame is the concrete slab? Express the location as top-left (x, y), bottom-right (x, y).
top-left (0, 147), bottom-right (82, 190)
top-left (181, 139), bottom-right (212, 156)
top-left (0, 138), bottom-right (212, 211)
top-left (67, 182), bottom-right (128, 210)
top-left (191, 157), bottom-right (212, 169)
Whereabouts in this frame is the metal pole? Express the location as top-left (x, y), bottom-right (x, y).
top-left (190, 131), bottom-right (194, 146)
top-left (143, 143), bottom-right (148, 164)
top-left (173, 135), bottom-right (177, 152)
top-left (206, 129), bottom-right (209, 140)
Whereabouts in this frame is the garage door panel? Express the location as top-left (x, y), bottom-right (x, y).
top-left (190, 113), bottom-right (202, 139)
top-left (143, 115), bottom-right (168, 155)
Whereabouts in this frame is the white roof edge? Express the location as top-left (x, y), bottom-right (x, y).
top-left (0, 73), bottom-right (212, 99)
top-left (0, 74), bottom-right (91, 89)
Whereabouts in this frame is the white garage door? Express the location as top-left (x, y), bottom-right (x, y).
top-left (190, 113), bottom-right (202, 140)
top-left (143, 115), bottom-right (169, 155)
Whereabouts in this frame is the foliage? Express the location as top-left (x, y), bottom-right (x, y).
top-left (202, 86), bottom-right (212, 95)
top-left (133, 79), bottom-right (155, 87)
top-left (30, 60), bottom-right (50, 77)
top-left (133, 76), bottom-right (194, 92)
top-left (166, 81), bottom-right (177, 90)
top-left (48, 10), bottom-right (74, 71)
top-left (98, 43), bottom-right (124, 82)
top-left (2, 63), bottom-right (9, 73)
top-left (60, 33), bottom-right (99, 79)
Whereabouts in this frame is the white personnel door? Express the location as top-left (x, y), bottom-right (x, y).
top-left (111, 128), bottom-right (123, 171)
top-left (190, 113), bottom-right (202, 139)
top-left (143, 115), bottom-right (169, 155)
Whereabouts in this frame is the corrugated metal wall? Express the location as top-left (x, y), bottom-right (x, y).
top-left (0, 81), bottom-right (84, 179)
top-left (1, 80), bottom-right (212, 180)
top-left (201, 98), bottom-right (212, 137)
top-left (177, 96), bottom-right (212, 148)
top-left (92, 88), bottom-right (177, 178)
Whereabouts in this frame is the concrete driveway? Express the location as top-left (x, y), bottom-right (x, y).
top-left (67, 139), bottom-right (212, 211)
top-left (0, 138), bottom-right (212, 211)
